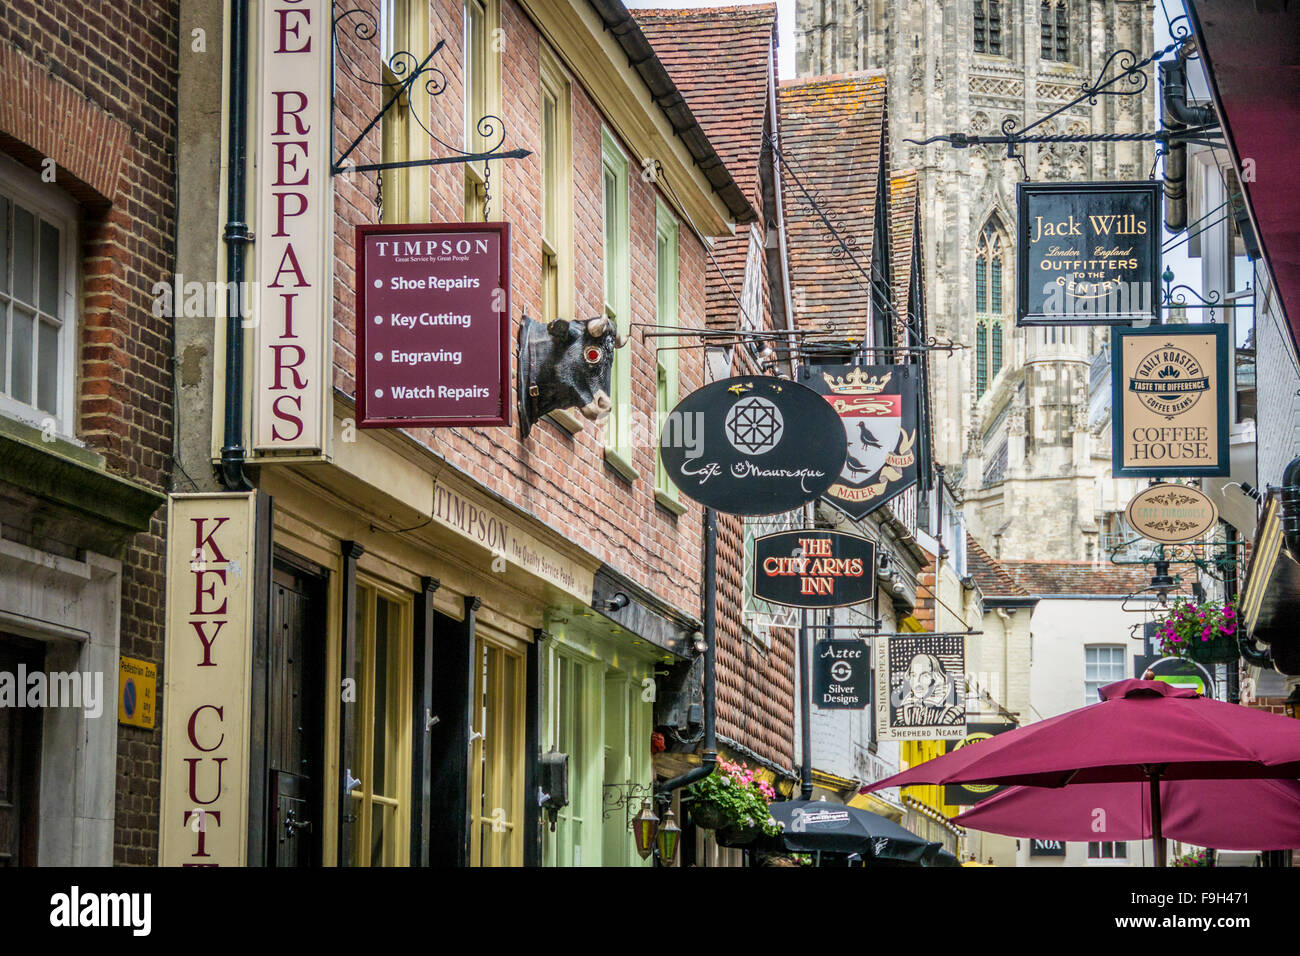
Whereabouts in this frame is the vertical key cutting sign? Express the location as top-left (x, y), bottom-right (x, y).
top-left (356, 223), bottom-right (512, 427)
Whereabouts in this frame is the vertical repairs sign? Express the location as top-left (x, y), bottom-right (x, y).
top-left (357, 223), bottom-right (511, 427)
top-left (252, 0), bottom-right (332, 452)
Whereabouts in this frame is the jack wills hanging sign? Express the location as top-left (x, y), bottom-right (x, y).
top-left (1112, 323), bottom-right (1229, 478)
top-left (803, 365), bottom-right (919, 520)
top-left (1017, 181), bottom-right (1161, 326)
top-left (753, 530), bottom-right (876, 609)
top-left (357, 223), bottom-right (511, 427)
top-left (659, 376), bottom-right (847, 516)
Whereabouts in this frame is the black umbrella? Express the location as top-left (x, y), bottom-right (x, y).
top-left (766, 800), bottom-right (941, 864)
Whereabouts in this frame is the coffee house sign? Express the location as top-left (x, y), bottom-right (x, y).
top-left (1112, 324), bottom-right (1229, 478)
top-left (1017, 181), bottom-right (1161, 326)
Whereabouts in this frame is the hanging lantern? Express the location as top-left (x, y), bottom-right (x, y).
top-left (632, 800), bottom-right (659, 860)
top-left (656, 807), bottom-right (681, 865)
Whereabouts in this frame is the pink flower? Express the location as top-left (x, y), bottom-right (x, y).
top-left (1224, 607), bottom-right (1236, 620)
top-left (1223, 624), bottom-right (1236, 636)
top-left (1201, 626), bottom-right (1211, 641)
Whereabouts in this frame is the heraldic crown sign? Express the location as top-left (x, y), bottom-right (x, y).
top-left (823, 368), bottom-right (892, 395)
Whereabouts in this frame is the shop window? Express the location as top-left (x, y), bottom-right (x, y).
top-left (0, 157), bottom-right (77, 435)
top-left (463, 0), bottom-right (499, 221)
top-left (600, 673), bottom-right (653, 867)
top-left (470, 635), bottom-right (525, 866)
top-left (1040, 2), bottom-right (1070, 63)
top-left (974, 1), bottom-right (1003, 56)
top-left (654, 201), bottom-right (681, 508)
top-left (601, 129), bottom-right (634, 478)
top-left (347, 585), bottom-right (412, 866)
top-left (1084, 645), bottom-right (1125, 706)
top-left (543, 651), bottom-right (598, 866)
top-left (1088, 841), bottom-right (1127, 860)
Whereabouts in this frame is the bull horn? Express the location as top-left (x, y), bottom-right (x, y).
top-left (614, 324), bottom-right (629, 349)
top-left (586, 316), bottom-right (608, 339)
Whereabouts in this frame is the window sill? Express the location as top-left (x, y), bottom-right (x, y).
top-left (547, 408), bottom-right (585, 435)
top-left (654, 488), bottom-right (687, 516)
top-left (604, 446), bottom-right (640, 483)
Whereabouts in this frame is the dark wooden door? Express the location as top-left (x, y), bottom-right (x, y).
top-left (267, 564), bottom-right (325, 867)
top-left (0, 636), bottom-right (44, 866)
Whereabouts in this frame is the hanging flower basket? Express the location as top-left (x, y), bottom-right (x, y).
top-left (689, 801), bottom-right (728, 831)
top-left (1153, 599), bottom-right (1240, 665)
top-left (684, 757), bottom-right (782, 837)
top-left (716, 821), bottom-right (761, 847)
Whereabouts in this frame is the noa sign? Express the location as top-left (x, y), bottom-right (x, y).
top-left (252, 0), bottom-right (333, 451)
top-left (753, 530), bottom-right (876, 609)
top-left (1017, 181), bottom-right (1161, 326)
top-left (356, 223), bottom-right (511, 427)
top-left (659, 376), bottom-right (847, 516)
top-left (1112, 324), bottom-right (1229, 478)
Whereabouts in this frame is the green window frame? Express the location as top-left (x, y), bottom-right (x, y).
top-left (654, 200), bottom-right (683, 511)
top-left (601, 129), bottom-right (636, 479)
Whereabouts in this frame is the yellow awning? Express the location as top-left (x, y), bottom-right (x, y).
top-left (848, 791), bottom-right (904, 823)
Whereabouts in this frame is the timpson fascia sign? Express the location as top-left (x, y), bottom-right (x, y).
top-left (357, 223), bottom-right (511, 427)
top-left (251, 0), bottom-right (332, 452)
top-left (159, 493), bottom-right (264, 866)
top-left (803, 365), bottom-right (919, 521)
top-left (752, 530), bottom-right (876, 609)
top-left (1017, 181), bottom-right (1161, 326)
top-left (1112, 324), bottom-right (1229, 478)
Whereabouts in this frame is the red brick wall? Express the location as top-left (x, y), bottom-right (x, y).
top-left (332, 0), bottom-right (704, 618)
top-left (0, 1), bottom-right (179, 864)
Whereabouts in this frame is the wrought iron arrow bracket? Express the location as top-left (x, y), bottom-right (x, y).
top-left (329, 3), bottom-right (530, 177)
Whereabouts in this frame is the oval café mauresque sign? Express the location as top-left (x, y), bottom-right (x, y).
top-left (658, 376), bottom-right (848, 516)
top-left (1125, 483), bottom-right (1219, 544)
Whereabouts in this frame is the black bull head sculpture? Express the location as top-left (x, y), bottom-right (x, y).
top-left (517, 314), bottom-right (629, 439)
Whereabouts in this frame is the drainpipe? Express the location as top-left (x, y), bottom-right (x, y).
top-left (655, 508), bottom-right (718, 799)
top-left (1281, 457), bottom-right (1300, 557)
top-left (219, 0), bottom-right (253, 491)
top-left (1160, 52), bottom-right (1215, 234)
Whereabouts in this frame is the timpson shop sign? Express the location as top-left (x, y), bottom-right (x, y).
top-left (159, 494), bottom-right (262, 866)
top-left (1112, 324), bottom-right (1229, 478)
top-left (1017, 181), bottom-right (1161, 326)
top-left (252, 0), bottom-right (332, 452)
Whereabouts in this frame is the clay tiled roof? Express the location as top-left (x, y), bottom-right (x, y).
top-left (889, 169), bottom-right (919, 343)
top-left (635, 5), bottom-right (777, 212)
top-left (778, 72), bottom-right (888, 338)
top-left (999, 561), bottom-right (1187, 598)
top-left (966, 533), bottom-right (1031, 599)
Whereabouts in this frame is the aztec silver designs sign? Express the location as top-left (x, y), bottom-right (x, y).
top-left (875, 633), bottom-right (966, 741)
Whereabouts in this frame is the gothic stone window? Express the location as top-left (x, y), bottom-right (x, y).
top-left (975, 218), bottom-right (1009, 398)
top-left (974, 1), bottom-right (1003, 56)
top-left (1040, 1), bottom-right (1070, 62)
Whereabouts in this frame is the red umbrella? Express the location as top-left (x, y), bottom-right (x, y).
top-left (862, 679), bottom-right (1300, 865)
top-left (956, 777), bottom-right (1300, 852)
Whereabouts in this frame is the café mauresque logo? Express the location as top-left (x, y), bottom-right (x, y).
top-left (724, 395), bottom-right (784, 454)
top-left (1129, 342), bottom-right (1210, 420)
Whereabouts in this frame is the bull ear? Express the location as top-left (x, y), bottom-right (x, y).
top-left (586, 316), bottom-right (608, 339)
top-left (547, 318), bottom-right (574, 343)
